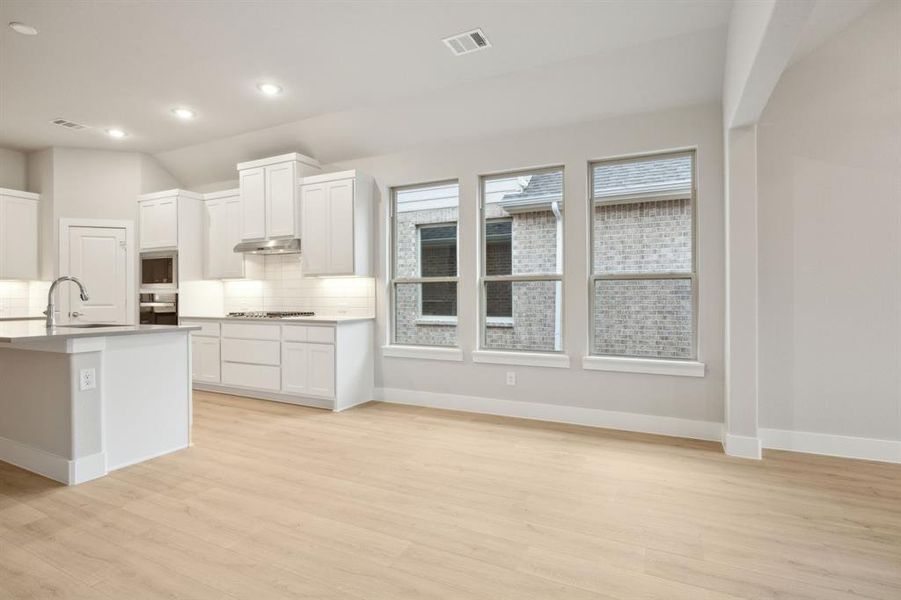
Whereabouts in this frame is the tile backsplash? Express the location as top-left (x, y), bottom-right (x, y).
top-left (222, 255), bottom-right (376, 317)
top-left (0, 280), bottom-right (51, 318)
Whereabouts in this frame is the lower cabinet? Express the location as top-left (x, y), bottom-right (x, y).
top-left (282, 341), bottom-right (335, 398)
top-left (191, 336), bottom-right (221, 383)
top-left (184, 318), bottom-right (371, 411)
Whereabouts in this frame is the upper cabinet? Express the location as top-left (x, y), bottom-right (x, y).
top-left (0, 188), bottom-right (40, 280)
top-left (138, 189), bottom-right (203, 251)
top-left (300, 171), bottom-right (373, 277)
top-left (237, 153), bottom-right (320, 241)
top-left (203, 190), bottom-right (263, 280)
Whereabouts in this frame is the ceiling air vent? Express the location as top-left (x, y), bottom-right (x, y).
top-left (443, 28), bottom-right (491, 56)
top-left (50, 118), bottom-right (89, 131)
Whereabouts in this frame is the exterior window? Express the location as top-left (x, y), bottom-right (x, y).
top-left (589, 151), bottom-right (696, 359)
top-left (391, 181), bottom-right (459, 346)
top-left (480, 168), bottom-right (564, 352)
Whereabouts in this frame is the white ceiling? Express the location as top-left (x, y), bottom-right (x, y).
top-left (0, 1), bottom-right (731, 155)
top-left (0, 0), bottom-right (875, 188)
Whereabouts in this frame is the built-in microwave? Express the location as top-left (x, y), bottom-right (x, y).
top-left (140, 251), bottom-right (177, 291)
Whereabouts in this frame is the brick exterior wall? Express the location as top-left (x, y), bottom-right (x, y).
top-left (592, 198), bottom-right (693, 358)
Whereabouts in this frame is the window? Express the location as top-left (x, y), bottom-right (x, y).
top-left (480, 168), bottom-right (564, 352)
top-left (589, 151), bottom-right (696, 359)
top-left (391, 181), bottom-right (459, 347)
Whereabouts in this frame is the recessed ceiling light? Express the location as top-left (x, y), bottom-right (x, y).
top-left (106, 128), bottom-right (127, 139)
top-left (257, 82), bottom-right (282, 96)
top-left (172, 107), bottom-right (196, 120)
top-left (8, 22), bottom-right (38, 36)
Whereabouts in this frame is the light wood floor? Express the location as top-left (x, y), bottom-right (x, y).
top-left (1, 391), bottom-right (900, 599)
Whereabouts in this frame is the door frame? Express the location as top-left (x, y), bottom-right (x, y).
top-left (58, 218), bottom-right (136, 324)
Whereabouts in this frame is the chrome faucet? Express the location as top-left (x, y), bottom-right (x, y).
top-left (45, 276), bottom-right (90, 328)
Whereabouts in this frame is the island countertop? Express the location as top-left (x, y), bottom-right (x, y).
top-left (0, 321), bottom-right (200, 343)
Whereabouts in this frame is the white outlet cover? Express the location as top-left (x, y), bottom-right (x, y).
top-left (506, 371), bottom-right (516, 386)
top-left (79, 368), bottom-right (97, 391)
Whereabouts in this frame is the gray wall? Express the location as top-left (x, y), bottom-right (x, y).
top-left (0, 147), bottom-right (27, 190)
top-left (757, 1), bottom-right (901, 441)
top-left (335, 103), bottom-right (726, 424)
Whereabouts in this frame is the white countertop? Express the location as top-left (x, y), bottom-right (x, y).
top-left (0, 321), bottom-right (200, 343)
top-left (181, 315), bottom-right (375, 324)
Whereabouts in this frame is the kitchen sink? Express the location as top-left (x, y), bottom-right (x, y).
top-left (57, 323), bottom-right (124, 328)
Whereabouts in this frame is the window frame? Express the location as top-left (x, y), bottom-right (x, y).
top-left (417, 222), bottom-right (458, 319)
top-left (389, 180), bottom-right (461, 347)
top-left (478, 166), bottom-right (565, 354)
top-left (587, 149), bottom-right (699, 361)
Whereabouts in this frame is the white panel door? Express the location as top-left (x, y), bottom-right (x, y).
top-left (326, 179), bottom-right (355, 275)
top-left (192, 337), bottom-right (221, 383)
top-left (0, 195), bottom-right (39, 280)
top-left (281, 341), bottom-right (310, 395)
top-left (300, 184), bottom-right (327, 275)
top-left (240, 167), bottom-right (266, 240)
top-left (66, 226), bottom-right (128, 323)
top-left (307, 343), bottom-right (335, 398)
top-left (266, 162), bottom-right (296, 238)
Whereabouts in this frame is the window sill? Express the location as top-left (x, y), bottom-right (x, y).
top-left (485, 317), bottom-right (514, 328)
top-left (415, 317), bottom-right (457, 326)
top-left (382, 345), bottom-right (463, 362)
top-left (472, 350), bottom-right (570, 369)
top-left (582, 356), bottom-right (705, 377)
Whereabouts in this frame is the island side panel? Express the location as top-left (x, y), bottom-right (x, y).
top-left (102, 331), bottom-right (191, 471)
top-left (0, 348), bottom-right (74, 481)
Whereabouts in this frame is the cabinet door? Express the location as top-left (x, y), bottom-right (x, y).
top-left (265, 162), bottom-right (296, 238)
top-left (240, 167), bottom-right (266, 240)
top-left (300, 184), bottom-right (328, 275)
top-left (307, 343), bottom-right (335, 398)
top-left (140, 198), bottom-right (178, 249)
top-left (0, 196), bottom-right (39, 280)
top-left (205, 197), bottom-right (244, 279)
top-left (192, 337), bottom-right (221, 383)
top-left (326, 179), bottom-right (355, 275)
top-left (281, 341), bottom-right (310, 395)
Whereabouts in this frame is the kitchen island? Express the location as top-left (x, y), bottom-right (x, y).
top-left (0, 321), bottom-right (200, 485)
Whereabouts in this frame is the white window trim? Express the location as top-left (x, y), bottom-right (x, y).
top-left (382, 345), bottom-right (464, 362)
top-left (472, 350), bottom-right (570, 369)
top-left (582, 355), bottom-right (705, 377)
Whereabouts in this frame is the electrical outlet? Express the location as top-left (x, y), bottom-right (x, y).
top-left (506, 371), bottom-right (516, 386)
top-left (79, 368), bottom-right (96, 391)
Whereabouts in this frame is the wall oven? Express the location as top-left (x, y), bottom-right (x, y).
top-left (140, 251), bottom-right (177, 291)
top-left (139, 292), bottom-right (178, 325)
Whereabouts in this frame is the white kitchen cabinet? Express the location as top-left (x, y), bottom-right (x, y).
top-left (300, 170), bottom-right (373, 276)
top-left (0, 189), bottom-right (40, 280)
top-left (138, 196), bottom-right (178, 250)
top-left (237, 153), bottom-right (320, 242)
top-left (203, 190), bottom-right (263, 279)
top-left (191, 336), bottom-right (221, 383)
top-left (282, 341), bottom-right (336, 398)
top-left (185, 317), bottom-right (372, 411)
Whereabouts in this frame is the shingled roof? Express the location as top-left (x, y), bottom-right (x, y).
top-left (593, 154), bottom-right (692, 198)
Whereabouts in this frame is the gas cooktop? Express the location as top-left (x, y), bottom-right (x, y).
top-left (226, 311), bottom-right (315, 319)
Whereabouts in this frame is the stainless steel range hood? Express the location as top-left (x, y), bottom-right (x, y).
top-left (233, 238), bottom-right (302, 255)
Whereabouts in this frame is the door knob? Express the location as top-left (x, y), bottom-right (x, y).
top-left (70, 311), bottom-right (82, 318)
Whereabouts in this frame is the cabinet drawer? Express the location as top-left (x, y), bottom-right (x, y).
top-left (281, 325), bottom-right (335, 344)
top-left (221, 362), bottom-right (280, 391)
top-left (221, 322), bottom-right (281, 340)
top-left (307, 326), bottom-right (335, 344)
top-left (183, 320), bottom-right (220, 338)
top-left (221, 338), bottom-right (280, 365)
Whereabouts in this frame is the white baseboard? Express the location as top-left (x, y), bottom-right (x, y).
top-left (0, 435), bottom-right (72, 484)
top-left (760, 428), bottom-right (901, 464)
top-left (69, 451), bottom-right (107, 485)
top-left (722, 432), bottom-right (762, 460)
top-left (375, 387), bottom-right (723, 442)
